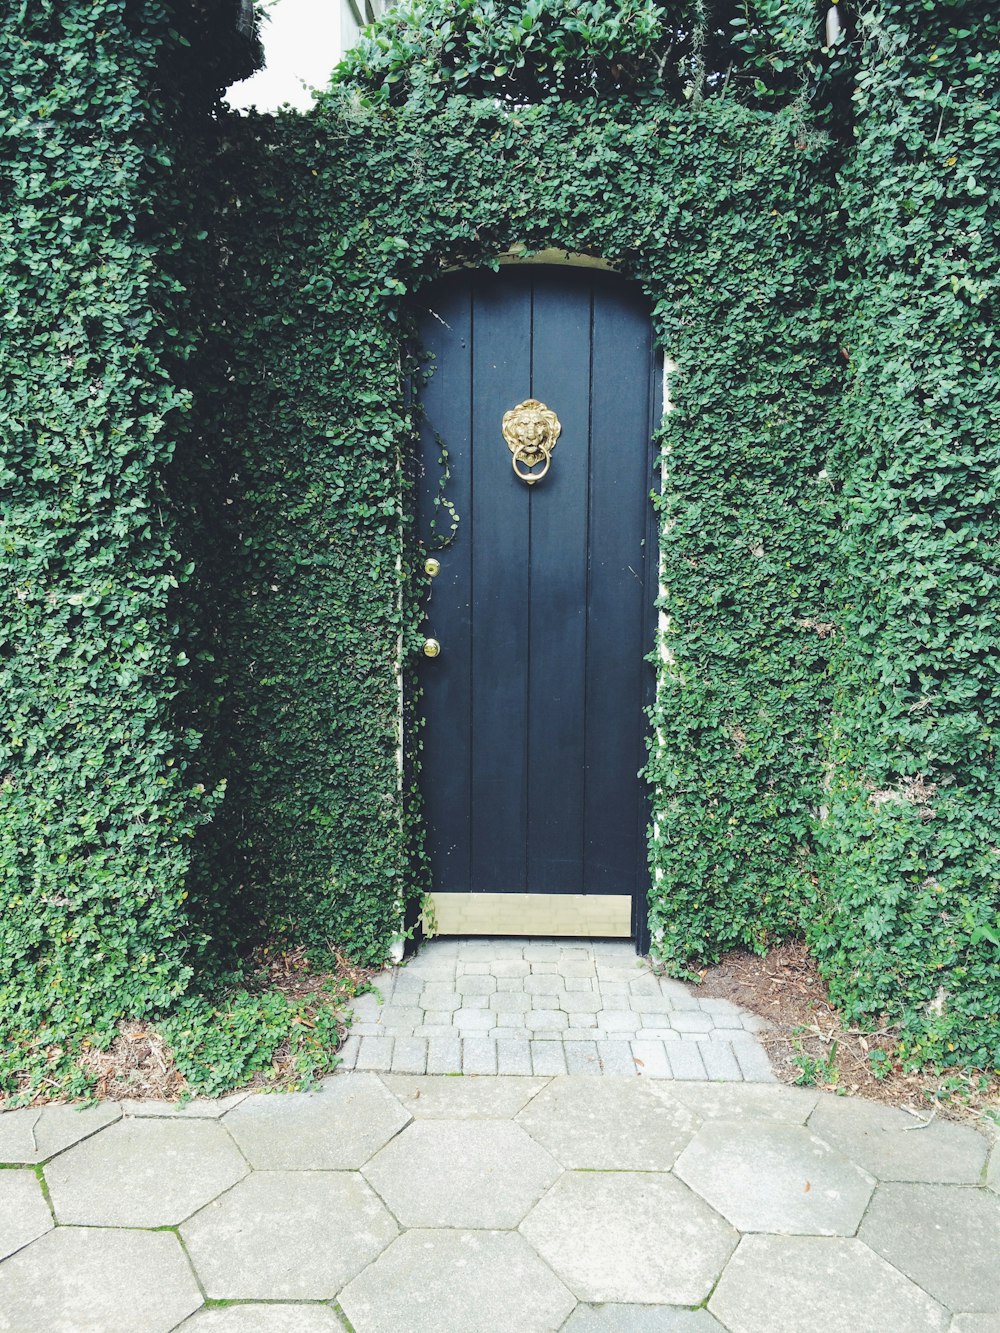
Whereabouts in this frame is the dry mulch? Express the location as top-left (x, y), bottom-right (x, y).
top-left (693, 941), bottom-right (1000, 1136)
top-left (79, 1022), bottom-right (187, 1103)
top-left (78, 945), bottom-right (374, 1104)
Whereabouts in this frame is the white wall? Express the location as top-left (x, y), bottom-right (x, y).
top-left (225, 0), bottom-right (362, 113)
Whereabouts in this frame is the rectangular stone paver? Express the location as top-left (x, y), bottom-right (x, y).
top-left (701, 1042), bottom-right (743, 1081)
top-left (564, 1042), bottom-right (602, 1074)
top-left (391, 1038), bottom-right (428, 1074)
top-left (463, 1038), bottom-right (497, 1075)
top-left (356, 1036), bottom-right (395, 1072)
top-left (453, 1008), bottom-right (493, 1030)
top-left (413, 1024), bottom-right (454, 1039)
top-left (496, 1040), bottom-right (533, 1075)
top-left (426, 1038), bottom-right (463, 1074)
top-left (597, 1041), bottom-right (637, 1075)
top-left (492, 960), bottom-right (531, 977)
top-left (670, 1012), bottom-right (716, 1034)
top-left (631, 1040), bottom-right (672, 1078)
top-left (531, 1042), bottom-right (568, 1075)
top-left (491, 992), bottom-right (532, 1012)
top-left (666, 1042), bottom-right (708, 1080)
top-left (734, 1041), bottom-right (777, 1082)
top-left (338, 1035), bottom-right (361, 1070)
top-left (379, 1006), bottom-right (424, 1032)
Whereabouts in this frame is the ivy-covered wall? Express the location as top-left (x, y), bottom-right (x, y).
top-left (0, 0), bottom-right (355, 1099)
top-left (208, 90), bottom-right (839, 978)
top-left (812, 0), bottom-right (1000, 1069)
top-left (3, 0), bottom-right (997, 1095)
top-left (0, 0), bottom-right (252, 1092)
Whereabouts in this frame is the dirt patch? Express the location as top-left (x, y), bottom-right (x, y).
top-left (693, 941), bottom-right (1000, 1136)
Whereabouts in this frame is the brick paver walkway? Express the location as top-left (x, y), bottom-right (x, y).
top-left (339, 937), bottom-right (774, 1080)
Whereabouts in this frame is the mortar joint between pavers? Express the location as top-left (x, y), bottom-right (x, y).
top-left (174, 1225), bottom-right (212, 1304)
top-left (32, 1161), bottom-right (58, 1224)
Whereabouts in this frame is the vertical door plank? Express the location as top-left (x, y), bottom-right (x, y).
top-left (416, 276), bottom-right (473, 891)
top-left (584, 276), bottom-right (654, 894)
top-left (527, 270), bottom-right (592, 893)
top-left (469, 270), bottom-right (532, 891)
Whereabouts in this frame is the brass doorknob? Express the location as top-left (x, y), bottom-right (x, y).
top-left (423, 638), bottom-right (441, 658)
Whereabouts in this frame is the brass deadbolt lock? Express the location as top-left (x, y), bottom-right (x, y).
top-left (423, 638), bottom-right (441, 658)
top-left (424, 557), bottom-right (441, 577)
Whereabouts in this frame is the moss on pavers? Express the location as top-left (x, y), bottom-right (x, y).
top-left (176, 1305), bottom-right (344, 1331)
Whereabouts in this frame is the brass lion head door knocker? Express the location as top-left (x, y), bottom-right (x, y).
top-left (502, 399), bottom-right (562, 486)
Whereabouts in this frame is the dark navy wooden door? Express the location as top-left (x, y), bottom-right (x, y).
top-left (415, 266), bottom-right (659, 945)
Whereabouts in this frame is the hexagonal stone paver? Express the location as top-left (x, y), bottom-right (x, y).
top-left (0, 1226), bottom-right (202, 1333)
top-left (225, 1073), bottom-right (409, 1169)
top-left (44, 1117), bottom-right (248, 1227)
top-left (0, 1169), bottom-right (52, 1260)
top-left (563, 1306), bottom-right (725, 1331)
top-left (808, 1094), bottom-right (989, 1183)
top-left (0, 1102), bottom-right (119, 1164)
top-left (339, 1229), bottom-right (575, 1333)
top-left (674, 1118), bottom-right (874, 1235)
top-left (708, 1235), bottom-right (949, 1332)
top-left (176, 1307), bottom-right (343, 1331)
top-left (181, 1171), bottom-right (396, 1299)
top-left (515, 1075), bottom-right (696, 1170)
top-left (520, 1172), bottom-right (737, 1304)
top-left (381, 1074), bottom-right (547, 1118)
top-left (658, 1082), bottom-right (819, 1124)
top-left (859, 1182), bottom-right (1000, 1313)
top-left (362, 1119), bottom-right (560, 1227)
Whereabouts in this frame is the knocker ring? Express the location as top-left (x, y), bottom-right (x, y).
top-left (511, 441), bottom-right (552, 484)
top-left (502, 399), bottom-right (562, 487)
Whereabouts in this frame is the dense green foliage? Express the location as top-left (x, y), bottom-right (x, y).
top-left (812, 0), bottom-right (1000, 1069)
top-left (0, 0), bottom-right (356, 1100)
top-left (0, 0), bottom-right (217, 1094)
top-left (2, 0), bottom-right (997, 1096)
top-left (223, 11), bottom-right (839, 990)
top-left (338, 0), bottom-right (852, 110)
